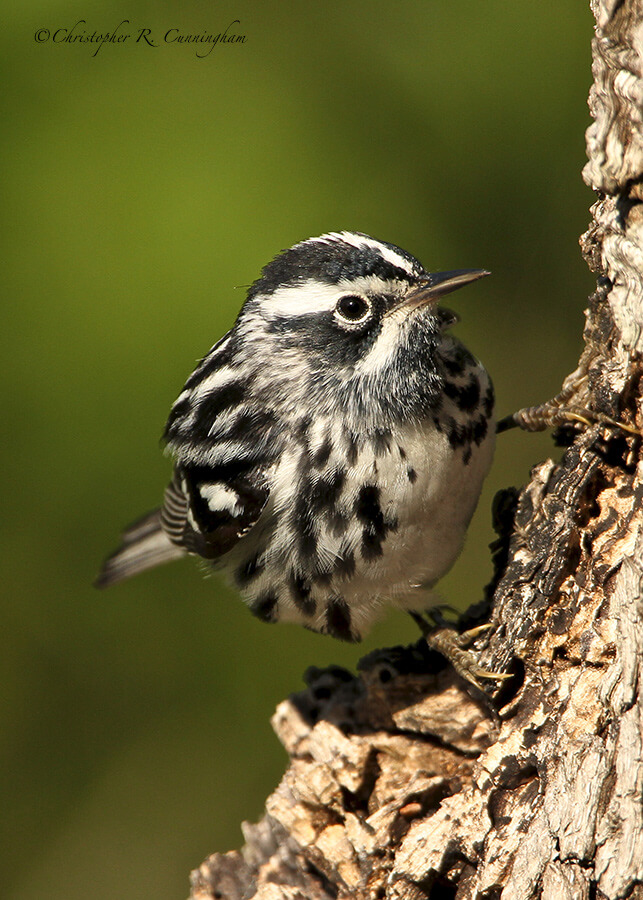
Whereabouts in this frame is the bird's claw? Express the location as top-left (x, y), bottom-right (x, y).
top-left (410, 613), bottom-right (510, 691)
top-left (498, 403), bottom-right (641, 438)
top-left (425, 627), bottom-right (511, 691)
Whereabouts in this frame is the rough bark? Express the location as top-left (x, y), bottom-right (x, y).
top-left (189, 3), bottom-right (643, 898)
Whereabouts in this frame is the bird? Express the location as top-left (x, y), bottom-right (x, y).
top-left (97, 231), bottom-right (497, 678)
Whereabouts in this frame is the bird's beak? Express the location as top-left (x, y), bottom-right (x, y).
top-left (392, 269), bottom-right (490, 315)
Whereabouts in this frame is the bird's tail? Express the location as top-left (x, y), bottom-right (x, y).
top-left (95, 509), bottom-right (186, 588)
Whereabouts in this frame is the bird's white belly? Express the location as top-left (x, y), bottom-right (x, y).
top-left (229, 416), bottom-right (495, 640)
top-left (339, 423), bottom-right (495, 629)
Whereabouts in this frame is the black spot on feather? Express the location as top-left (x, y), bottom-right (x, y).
top-left (250, 592), bottom-right (278, 622)
top-left (312, 436), bottom-right (332, 468)
top-left (355, 484), bottom-right (397, 560)
top-left (289, 573), bottom-right (316, 616)
top-left (309, 470), bottom-right (346, 513)
top-left (334, 548), bottom-right (356, 578)
top-left (325, 597), bottom-right (356, 642)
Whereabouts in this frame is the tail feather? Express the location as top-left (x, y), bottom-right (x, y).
top-left (95, 509), bottom-right (186, 588)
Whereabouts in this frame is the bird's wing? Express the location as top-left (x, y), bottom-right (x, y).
top-left (160, 329), bottom-right (278, 561)
top-left (95, 464), bottom-right (270, 588)
top-left (161, 463), bottom-right (270, 560)
top-left (97, 330), bottom-right (277, 587)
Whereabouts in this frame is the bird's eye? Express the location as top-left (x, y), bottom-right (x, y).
top-left (334, 294), bottom-right (372, 327)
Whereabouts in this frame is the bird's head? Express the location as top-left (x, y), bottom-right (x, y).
top-left (234, 232), bottom-right (488, 421)
top-left (164, 233), bottom-right (489, 457)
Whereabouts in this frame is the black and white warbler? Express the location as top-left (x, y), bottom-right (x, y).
top-left (97, 232), bottom-right (499, 680)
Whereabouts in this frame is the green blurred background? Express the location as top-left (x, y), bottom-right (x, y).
top-left (2, 2), bottom-right (594, 898)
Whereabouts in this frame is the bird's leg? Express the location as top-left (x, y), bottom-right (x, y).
top-left (496, 373), bottom-right (641, 438)
top-left (409, 611), bottom-right (511, 692)
top-left (497, 403), bottom-right (641, 437)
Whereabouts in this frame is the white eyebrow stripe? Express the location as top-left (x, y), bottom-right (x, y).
top-left (261, 275), bottom-right (409, 317)
top-left (261, 281), bottom-right (340, 316)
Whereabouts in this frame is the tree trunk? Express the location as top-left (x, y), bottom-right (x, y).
top-left (189, 3), bottom-right (643, 898)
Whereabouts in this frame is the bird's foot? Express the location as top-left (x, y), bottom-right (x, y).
top-left (410, 612), bottom-right (511, 692)
top-left (497, 401), bottom-right (640, 438)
